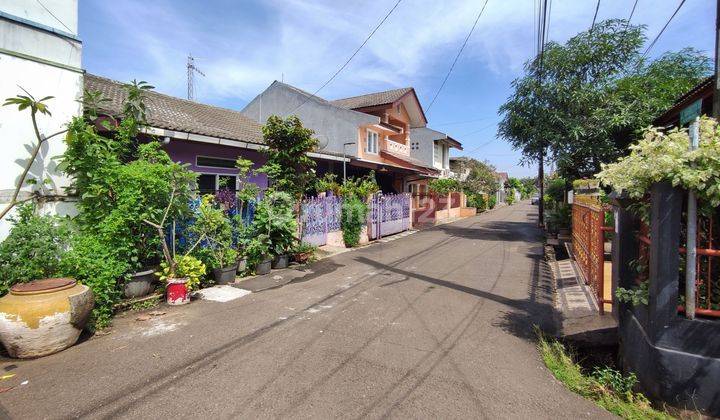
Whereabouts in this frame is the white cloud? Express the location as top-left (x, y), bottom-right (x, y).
top-left (86, 0), bottom-right (714, 107)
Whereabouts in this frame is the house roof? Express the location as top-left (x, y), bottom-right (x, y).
top-left (409, 127), bottom-right (463, 150)
top-left (332, 87), bottom-right (428, 128)
top-left (495, 172), bottom-right (509, 182)
top-left (84, 73), bottom-right (265, 144)
top-left (654, 75), bottom-right (714, 125)
top-left (331, 87), bottom-right (413, 109)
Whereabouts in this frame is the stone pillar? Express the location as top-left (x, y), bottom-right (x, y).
top-left (647, 181), bottom-right (683, 341)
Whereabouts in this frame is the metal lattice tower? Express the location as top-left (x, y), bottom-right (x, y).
top-left (186, 54), bottom-right (205, 101)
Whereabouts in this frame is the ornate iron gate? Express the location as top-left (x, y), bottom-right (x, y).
top-left (300, 195), bottom-right (341, 246)
top-left (369, 193), bottom-right (411, 240)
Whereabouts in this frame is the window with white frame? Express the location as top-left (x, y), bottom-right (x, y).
top-left (197, 174), bottom-right (237, 195)
top-left (433, 142), bottom-right (442, 167)
top-left (366, 130), bottom-right (379, 154)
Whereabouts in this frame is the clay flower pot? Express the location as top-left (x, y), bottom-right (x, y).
top-left (166, 278), bottom-right (190, 305)
top-left (293, 252), bottom-right (312, 264)
top-left (213, 264), bottom-right (238, 285)
top-left (0, 278), bottom-right (94, 358)
top-left (124, 268), bottom-right (156, 299)
top-left (272, 254), bottom-right (289, 269)
top-left (255, 255), bottom-right (272, 275)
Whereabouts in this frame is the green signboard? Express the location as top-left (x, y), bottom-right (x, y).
top-left (680, 99), bottom-right (702, 125)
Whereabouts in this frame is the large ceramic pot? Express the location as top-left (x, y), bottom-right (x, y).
top-left (255, 255), bottom-right (272, 275)
top-left (272, 254), bottom-right (289, 269)
top-left (124, 268), bottom-right (156, 299)
top-left (213, 264), bottom-right (238, 285)
top-left (0, 278), bottom-right (94, 359)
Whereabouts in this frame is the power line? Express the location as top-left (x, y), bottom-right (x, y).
top-left (434, 116), bottom-right (492, 126)
top-left (627, 0), bottom-right (639, 24)
top-left (425, 0), bottom-right (491, 114)
top-left (589, 0), bottom-right (601, 33)
top-left (290, 0), bottom-right (403, 113)
top-left (641, 0), bottom-right (686, 58)
top-left (460, 121), bottom-right (498, 137)
top-left (36, 0), bottom-right (73, 33)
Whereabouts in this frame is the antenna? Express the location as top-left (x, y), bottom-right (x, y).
top-left (187, 54), bottom-right (205, 101)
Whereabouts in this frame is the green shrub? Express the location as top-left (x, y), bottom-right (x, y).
top-left (428, 178), bottom-right (460, 195)
top-left (546, 177), bottom-right (567, 205)
top-left (506, 194), bottom-right (515, 205)
top-left (60, 233), bottom-right (130, 330)
top-left (339, 171), bottom-right (379, 199)
top-left (341, 196), bottom-right (368, 247)
top-left (157, 254), bottom-right (206, 291)
top-left (0, 205), bottom-right (71, 295)
top-left (248, 191), bottom-right (297, 257)
top-left (488, 196), bottom-right (497, 209)
top-left (190, 195), bottom-right (236, 269)
top-left (546, 202), bottom-right (572, 232)
top-left (466, 194), bottom-right (487, 210)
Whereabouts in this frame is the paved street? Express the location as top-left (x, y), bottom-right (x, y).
top-left (0, 202), bottom-right (610, 419)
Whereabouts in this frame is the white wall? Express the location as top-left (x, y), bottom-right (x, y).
top-left (0, 1), bottom-right (81, 238)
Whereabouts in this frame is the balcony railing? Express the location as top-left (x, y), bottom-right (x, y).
top-left (385, 139), bottom-right (410, 156)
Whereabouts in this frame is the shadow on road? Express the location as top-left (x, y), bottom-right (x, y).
top-left (354, 254), bottom-right (558, 342)
top-left (435, 221), bottom-right (541, 243)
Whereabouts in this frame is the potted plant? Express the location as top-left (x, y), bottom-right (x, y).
top-left (248, 191), bottom-right (297, 270)
top-left (144, 181), bottom-right (210, 304)
top-left (246, 234), bottom-right (272, 275)
top-left (235, 222), bottom-right (250, 274)
top-left (292, 242), bottom-right (317, 264)
top-left (157, 254), bottom-right (205, 305)
top-left (190, 196), bottom-right (239, 285)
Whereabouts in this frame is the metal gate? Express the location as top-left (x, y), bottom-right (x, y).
top-left (300, 195), bottom-right (341, 246)
top-left (572, 201), bottom-right (612, 313)
top-left (369, 192), bottom-right (411, 240)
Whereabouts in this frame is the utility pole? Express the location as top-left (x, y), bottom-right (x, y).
top-left (187, 54), bottom-right (205, 101)
top-left (538, 149), bottom-right (544, 226)
top-left (714, 0), bottom-right (720, 117)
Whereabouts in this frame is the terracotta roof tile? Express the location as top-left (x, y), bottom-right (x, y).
top-left (84, 73), bottom-right (264, 144)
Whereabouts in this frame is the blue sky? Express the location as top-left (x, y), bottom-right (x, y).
top-left (79, 0), bottom-right (715, 177)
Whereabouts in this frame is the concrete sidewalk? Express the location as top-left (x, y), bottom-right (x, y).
top-left (0, 203), bottom-right (612, 419)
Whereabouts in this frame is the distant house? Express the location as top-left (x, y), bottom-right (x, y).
top-left (85, 74), bottom-right (346, 195)
top-left (242, 82), bottom-right (461, 194)
top-left (495, 171), bottom-right (509, 204)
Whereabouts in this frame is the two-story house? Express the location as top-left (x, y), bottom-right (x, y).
top-left (407, 127), bottom-right (463, 197)
top-left (242, 82), bottom-right (460, 193)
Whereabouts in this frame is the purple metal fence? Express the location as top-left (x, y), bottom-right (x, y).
top-left (369, 192), bottom-right (412, 240)
top-left (300, 195), bottom-right (341, 246)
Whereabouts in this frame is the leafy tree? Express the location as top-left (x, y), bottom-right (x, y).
top-left (258, 115), bottom-right (318, 198)
top-left (498, 19), bottom-right (711, 180)
top-left (456, 158), bottom-right (498, 196)
top-left (519, 177), bottom-right (538, 197)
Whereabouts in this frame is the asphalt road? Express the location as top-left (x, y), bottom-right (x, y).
top-left (0, 202), bottom-right (612, 419)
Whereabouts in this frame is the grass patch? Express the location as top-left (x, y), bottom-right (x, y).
top-left (535, 326), bottom-right (673, 419)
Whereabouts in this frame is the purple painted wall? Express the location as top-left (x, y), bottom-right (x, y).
top-left (163, 140), bottom-right (269, 189)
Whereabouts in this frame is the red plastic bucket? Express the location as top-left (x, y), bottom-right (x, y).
top-left (166, 278), bottom-right (190, 305)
